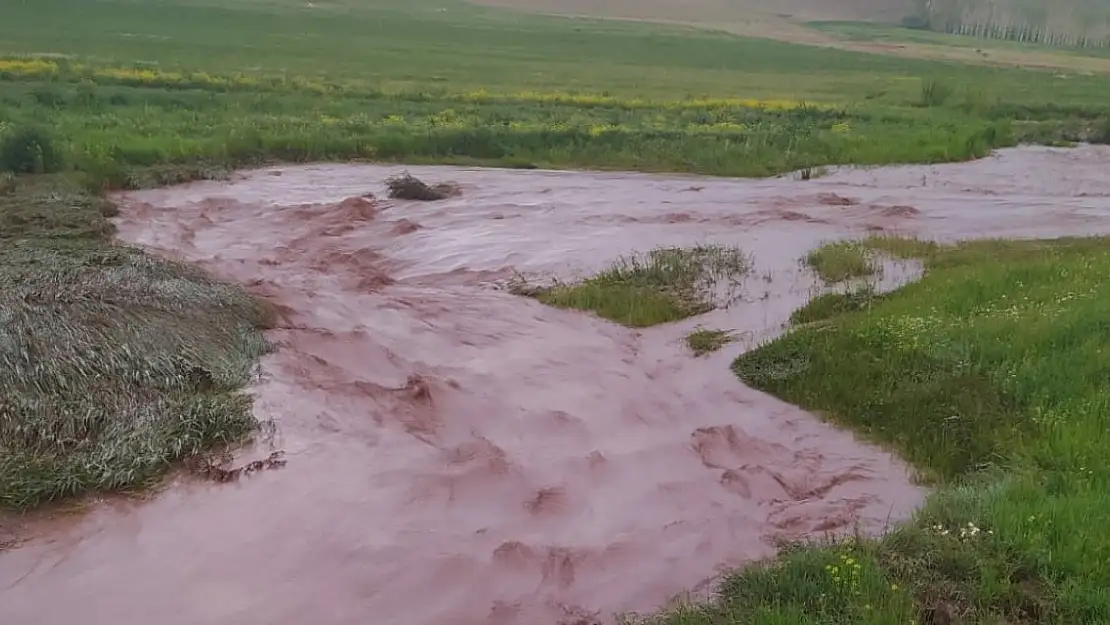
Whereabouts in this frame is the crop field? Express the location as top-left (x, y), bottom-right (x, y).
top-left (4, 0), bottom-right (1110, 623)
top-left (1, 0), bottom-right (1110, 187)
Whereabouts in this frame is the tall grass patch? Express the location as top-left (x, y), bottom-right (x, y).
top-left (804, 241), bottom-right (878, 283)
top-left (520, 245), bottom-right (751, 328)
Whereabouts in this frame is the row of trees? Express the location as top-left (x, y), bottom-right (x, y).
top-left (909, 0), bottom-right (1110, 49)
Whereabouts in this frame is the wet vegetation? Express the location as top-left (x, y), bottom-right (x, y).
top-left (521, 245), bottom-right (751, 328)
top-left (0, 176), bottom-right (273, 511)
top-left (789, 288), bottom-right (880, 325)
top-left (684, 236), bottom-right (1110, 623)
top-left (804, 241), bottom-right (878, 283)
top-left (685, 328), bottom-right (736, 356)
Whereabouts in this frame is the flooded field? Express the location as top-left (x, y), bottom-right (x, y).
top-left (2, 145), bottom-right (1109, 625)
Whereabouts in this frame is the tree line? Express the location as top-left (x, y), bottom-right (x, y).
top-left (910, 0), bottom-right (1110, 48)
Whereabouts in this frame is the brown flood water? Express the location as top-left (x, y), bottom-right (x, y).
top-left (4, 145), bottom-right (1110, 625)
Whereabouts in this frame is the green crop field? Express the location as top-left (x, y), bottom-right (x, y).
top-left (3, 0), bottom-right (1110, 623)
top-left (1, 0), bottom-right (1108, 184)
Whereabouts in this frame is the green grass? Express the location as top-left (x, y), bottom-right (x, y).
top-left (4, 0), bottom-right (1110, 103)
top-left (789, 288), bottom-right (881, 325)
top-left (0, 175), bottom-right (274, 510)
top-left (0, 0), bottom-right (1110, 185)
top-left (643, 236), bottom-right (1110, 623)
top-left (521, 245), bottom-right (751, 328)
top-left (804, 242), bottom-right (878, 283)
top-left (685, 328), bottom-right (736, 356)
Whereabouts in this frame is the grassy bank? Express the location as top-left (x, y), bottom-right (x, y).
top-left (636, 237), bottom-right (1110, 623)
top-left (0, 175), bottom-right (274, 510)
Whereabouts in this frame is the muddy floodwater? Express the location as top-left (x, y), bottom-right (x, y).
top-left (4, 146), bottom-right (1110, 625)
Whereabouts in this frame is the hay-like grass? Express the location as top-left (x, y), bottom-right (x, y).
top-left (0, 177), bottom-right (273, 510)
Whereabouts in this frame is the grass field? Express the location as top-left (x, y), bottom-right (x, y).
top-left (5, 0), bottom-right (1110, 622)
top-left (1, 0), bottom-right (1109, 187)
top-left (702, 236), bottom-right (1110, 623)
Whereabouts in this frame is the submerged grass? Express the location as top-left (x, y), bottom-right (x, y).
top-left (0, 176), bottom-right (273, 510)
top-left (525, 245), bottom-right (751, 328)
top-left (685, 328), bottom-right (735, 356)
top-left (804, 241), bottom-right (878, 283)
top-left (641, 236), bottom-right (1110, 623)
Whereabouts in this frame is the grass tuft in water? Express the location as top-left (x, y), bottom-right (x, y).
top-left (522, 245), bottom-right (751, 328)
top-left (685, 328), bottom-right (735, 356)
top-left (804, 242), bottom-right (878, 283)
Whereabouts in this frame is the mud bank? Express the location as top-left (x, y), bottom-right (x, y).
top-left (3, 145), bottom-right (1110, 625)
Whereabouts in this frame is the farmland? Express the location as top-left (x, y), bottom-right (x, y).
top-left (1, 0), bottom-right (1110, 185)
top-left (3, 0), bottom-right (1110, 624)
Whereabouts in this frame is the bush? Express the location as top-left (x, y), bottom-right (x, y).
top-left (0, 126), bottom-right (64, 174)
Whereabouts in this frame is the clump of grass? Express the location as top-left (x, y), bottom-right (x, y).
top-left (0, 125), bottom-right (63, 174)
top-left (525, 245), bottom-right (751, 328)
top-left (685, 328), bottom-right (735, 356)
top-left (0, 177), bottom-right (274, 509)
top-left (804, 242), bottom-right (877, 283)
top-left (385, 172), bottom-right (459, 201)
top-left (790, 287), bottom-right (880, 325)
top-left (919, 77), bottom-right (953, 107)
top-left (688, 235), bottom-right (1110, 623)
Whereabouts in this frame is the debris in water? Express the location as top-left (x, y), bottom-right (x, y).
top-left (385, 172), bottom-right (459, 201)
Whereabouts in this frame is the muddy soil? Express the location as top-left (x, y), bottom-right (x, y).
top-left (3, 145), bottom-right (1110, 625)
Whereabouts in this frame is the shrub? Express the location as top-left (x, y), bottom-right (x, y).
top-left (0, 126), bottom-right (64, 174)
